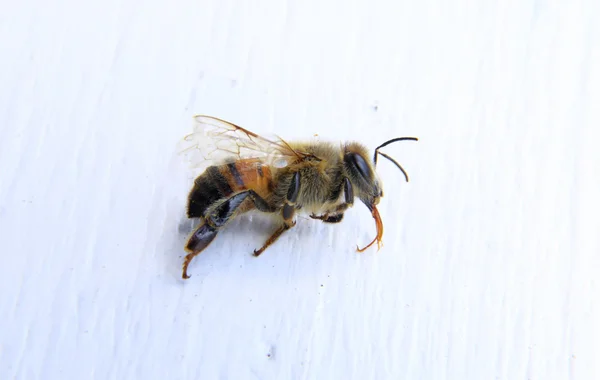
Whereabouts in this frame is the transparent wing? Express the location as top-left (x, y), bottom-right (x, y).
top-left (178, 115), bottom-right (314, 171)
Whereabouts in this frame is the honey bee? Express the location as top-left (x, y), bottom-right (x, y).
top-left (179, 115), bottom-right (418, 279)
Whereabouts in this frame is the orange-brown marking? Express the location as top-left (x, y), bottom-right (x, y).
top-left (220, 158), bottom-right (273, 198)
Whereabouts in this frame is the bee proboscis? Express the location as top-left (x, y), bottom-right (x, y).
top-left (178, 115), bottom-right (418, 279)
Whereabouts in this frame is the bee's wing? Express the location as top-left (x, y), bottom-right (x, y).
top-left (179, 115), bottom-right (312, 171)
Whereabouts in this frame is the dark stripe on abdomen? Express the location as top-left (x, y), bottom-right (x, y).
top-left (227, 162), bottom-right (245, 187)
top-left (208, 166), bottom-right (233, 197)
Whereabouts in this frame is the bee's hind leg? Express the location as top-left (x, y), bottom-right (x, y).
top-left (182, 191), bottom-right (250, 279)
top-left (253, 172), bottom-right (300, 257)
top-left (182, 221), bottom-right (218, 279)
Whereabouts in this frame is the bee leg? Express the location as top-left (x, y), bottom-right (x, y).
top-left (246, 190), bottom-right (277, 212)
top-left (252, 204), bottom-right (296, 256)
top-left (182, 191), bottom-right (250, 279)
top-left (310, 213), bottom-right (344, 223)
top-left (252, 220), bottom-right (294, 257)
top-left (182, 222), bottom-right (218, 279)
top-left (253, 172), bottom-right (300, 257)
top-left (310, 177), bottom-right (354, 223)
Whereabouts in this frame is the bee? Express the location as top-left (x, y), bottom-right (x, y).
top-left (179, 115), bottom-right (418, 279)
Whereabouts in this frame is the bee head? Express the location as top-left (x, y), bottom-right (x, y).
top-left (343, 137), bottom-right (418, 210)
top-left (343, 143), bottom-right (384, 210)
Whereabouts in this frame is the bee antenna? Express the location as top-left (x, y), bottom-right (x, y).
top-left (373, 137), bottom-right (418, 182)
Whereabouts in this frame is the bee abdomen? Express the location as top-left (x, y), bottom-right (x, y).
top-left (187, 160), bottom-right (273, 218)
top-left (187, 166), bottom-right (234, 218)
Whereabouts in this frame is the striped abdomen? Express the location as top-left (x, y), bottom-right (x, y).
top-left (187, 158), bottom-right (273, 218)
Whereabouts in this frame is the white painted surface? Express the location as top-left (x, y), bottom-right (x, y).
top-left (1, 0), bottom-right (599, 379)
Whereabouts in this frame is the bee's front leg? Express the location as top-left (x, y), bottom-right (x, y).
top-left (310, 213), bottom-right (344, 223)
top-left (253, 172), bottom-right (300, 257)
top-left (310, 177), bottom-right (354, 224)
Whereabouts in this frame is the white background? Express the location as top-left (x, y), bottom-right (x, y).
top-left (1, 0), bottom-right (599, 379)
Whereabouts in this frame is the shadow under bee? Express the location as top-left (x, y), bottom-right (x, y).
top-left (177, 211), bottom-right (279, 241)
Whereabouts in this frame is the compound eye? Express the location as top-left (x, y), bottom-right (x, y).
top-left (345, 152), bottom-right (373, 182)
